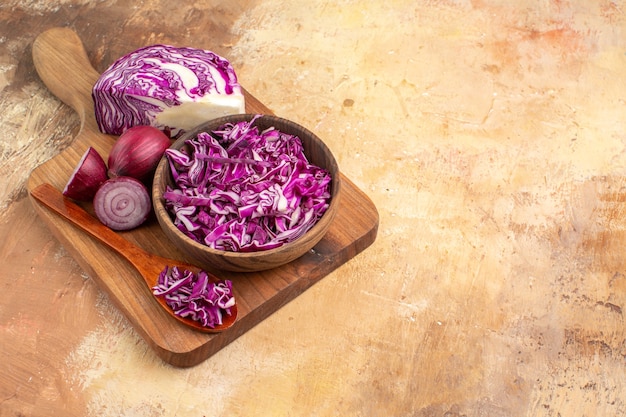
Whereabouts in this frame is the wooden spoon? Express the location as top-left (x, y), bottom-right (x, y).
top-left (30, 182), bottom-right (237, 333)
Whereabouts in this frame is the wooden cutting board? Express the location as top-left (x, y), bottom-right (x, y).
top-left (26, 27), bottom-right (379, 367)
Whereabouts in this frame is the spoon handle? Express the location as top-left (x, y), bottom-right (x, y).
top-left (30, 183), bottom-right (149, 267)
top-left (31, 183), bottom-right (238, 334)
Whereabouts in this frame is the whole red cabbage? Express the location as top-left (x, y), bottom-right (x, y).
top-left (93, 44), bottom-right (245, 138)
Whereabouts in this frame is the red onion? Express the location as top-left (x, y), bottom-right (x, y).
top-left (93, 176), bottom-right (152, 230)
top-left (63, 146), bottom-right (108, 201)
top-left (108, 125), bottom-right (172, 181)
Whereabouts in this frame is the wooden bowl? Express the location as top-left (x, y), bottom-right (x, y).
top-left (152, 114), bottom-right (341, 272)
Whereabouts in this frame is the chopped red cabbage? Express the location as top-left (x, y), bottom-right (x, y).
top-left (162, 116), bottom-right (332, 252)
top-left (152, 266), bottom-right (235, 328)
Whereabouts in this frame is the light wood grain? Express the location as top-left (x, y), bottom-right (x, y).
top-left (26, 27), bottom-right (378, 367)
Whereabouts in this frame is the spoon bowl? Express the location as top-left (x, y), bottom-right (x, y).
top-left (30, 183), bottom-right (237, 333)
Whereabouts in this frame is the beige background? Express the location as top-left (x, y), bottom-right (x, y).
top-left (2, 0), bottom-right (626, 415)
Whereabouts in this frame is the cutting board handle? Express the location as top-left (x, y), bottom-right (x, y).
top-left (32, 27), bottom-right (100, 126)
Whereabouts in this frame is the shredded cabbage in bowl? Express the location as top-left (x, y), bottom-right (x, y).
top-left (162, 116), bottom-right (332, 252)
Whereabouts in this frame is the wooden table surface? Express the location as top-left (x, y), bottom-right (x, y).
top-left (2, 1), bottom-right (626, 416)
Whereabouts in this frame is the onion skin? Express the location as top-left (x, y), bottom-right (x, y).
top-left (93, 176), bottom-right (152, 231)
top-left (63, 146), bottom-right (108, 201)
top-left (108, 125), bottom-right (172, 181)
